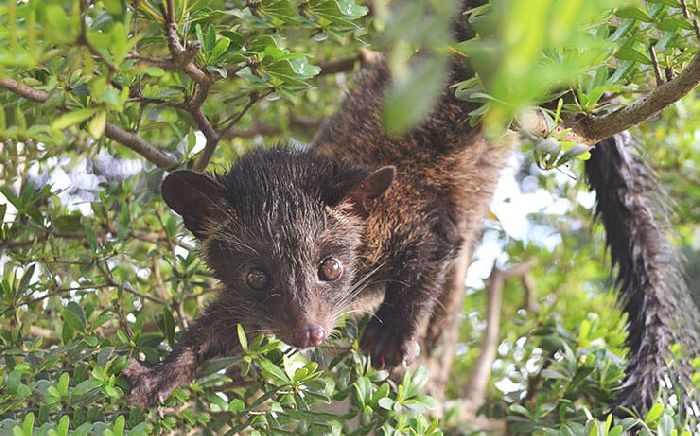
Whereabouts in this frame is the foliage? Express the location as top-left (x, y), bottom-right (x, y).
top-left (1, 0), bottom-right (699, 434)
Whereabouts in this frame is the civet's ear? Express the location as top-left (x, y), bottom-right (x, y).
top-left (341, 166), bottom-right (396, 218)
top-left (161, 170), bottom-right (226, 238)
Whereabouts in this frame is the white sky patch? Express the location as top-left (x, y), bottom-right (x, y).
top-left (465, 155), bottom-right (590, 288)
top-left (136, 268), bottom-right (151, 281)
top-left (576, 190), bottom-right (596, 209)
top-left (174, 243), bottom-right (191, 259)
top-left (494, 374), bottom-right (522, 394)
top-left (191, 131), bottom-right (207, 155)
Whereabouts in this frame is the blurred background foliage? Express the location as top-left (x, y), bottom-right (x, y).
top-left (0, 0), bottom-right (699, 434)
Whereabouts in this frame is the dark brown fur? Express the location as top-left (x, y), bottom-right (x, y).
top-left (124, 45), bottom-right (511, 405)
top-left (124, 2), bottom-right (699, 416)
top-left (312, 60), bottom-right (510, 366)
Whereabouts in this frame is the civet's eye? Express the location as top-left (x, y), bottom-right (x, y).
top-left (318, 258), bottom-right (343, 281)
top-left (246, 268), bottom-right (269, 290)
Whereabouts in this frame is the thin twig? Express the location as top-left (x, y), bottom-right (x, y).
top-left (648, 45), bottom-right (664, 87)
top-left (126, 97), bottom-right (184, 108)
top-left (0, 224), bottom-right (193, 251)
top-left (2, 284), bottom-right (111, 316)
top-left (96, 262), bottom-right (165, 305)
top-left (78, 0), bottom-right (117, 74)
top-left (220, 116), bottom-right (323, 140)
top-left (126, 52), bottom-right (178, 70)
top-left (679, 0), bottom-right (700, 40)
top-left (219, 95), bottom-right (261, 135)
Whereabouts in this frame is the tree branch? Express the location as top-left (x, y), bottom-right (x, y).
top-left (461, 261), bottom-right (533, 417)
top-left (679, 0), bottom-right (700, 40)
top-left (126, 52), bottom-right (178, 70)
top-left (0, 78), bottom-right (49, 102)
top-left (520, 49), bottom-right (700, 145)
top-left (162, 0), bottom-right (225, 171)
top-left (0, 78), bottom-right (180, 169)
top-left (97, 262), bottom-right (165, 305)
top-left (2, 285), bottom-right (111, 316)
top-left (104, 123), bottom-right (179, 169)
top-left (0, 222), bottom-right (193, 252)
top-left (317, 55), bottom-right (360, 76)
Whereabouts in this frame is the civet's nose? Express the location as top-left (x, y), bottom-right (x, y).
top-left (291, 325), bottom-right (326, 348)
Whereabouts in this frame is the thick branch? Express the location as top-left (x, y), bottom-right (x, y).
top-left (520, 49), bottom-right (700, 144)
top-left (0, 78), bottom-right (49, 102)
top-left (0, 78), bottom-right (180, 169)
top-left (163, 0), bottom-right (210, 99)
top-left (162, 0), bottom-right (223, 172)
top-left (577, 50), bottom-right (700, 141)
top-left (104, 123), bottom-right (179, 169)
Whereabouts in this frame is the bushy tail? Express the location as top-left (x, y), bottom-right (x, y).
top-left (585, 133), bottom-right (700, 414)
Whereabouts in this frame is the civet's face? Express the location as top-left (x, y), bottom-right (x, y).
top-left (161, 148), bottom-right (394, 348)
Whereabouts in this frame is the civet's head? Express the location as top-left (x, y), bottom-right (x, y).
top-left (161, 148), bottom-right (394, 349)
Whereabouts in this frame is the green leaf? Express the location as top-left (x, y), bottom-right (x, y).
top-left (229, 399), bottom-right (245, 413)
top-left (210, 37), bottom-right (230, 63)
top-left (113, 416), bottom-right (125, 436)
top-left (616, 6), bottom-right (652, 22)
top-left (63, 307), bottom-right (85, 333)
top-left (205, 26), bottom-right (216, 53)
top-left (414, 395), bottom-right (439, 410)
top-left (67, 301), bottom-right (87, 331)
top-left (72, 379), bottom-right (102, 397)
top-left (378, 397), bottom-right (394, 410)
top-left (353, 376), bottom-right (372, 407)
top-left (644, 402), bottom-right (664, 424)
top-left (57, 416), bottom-right (70, 436)
top-left (22, 413), bottom-right (35, 436)
top-left (86, 227), bottom-right (97, 252)
top-left (560, 144), bottom-right (592, 162)
top-left (258, 358), bottom-right (290, 383)
top-left (161, 307), bottom-right (176, 346)
top-left (260, 0), bottom-right (299, 22)
top-left (237, 324), bottom-right (248, 350)
top-left (51, 108), bottom-right (97, 130)
top-left (200, 356), bottom-right (241, 376)
top-left (195, 24), bottom-right (205, 48)
top-left (57, 372), bottom-right (70, 396)
top-left (17, 263), bottom-right (35, 293)
top-left (615, 46), bottom-right (651, 64)
top-left (87, 111), bottom-right (106, 139)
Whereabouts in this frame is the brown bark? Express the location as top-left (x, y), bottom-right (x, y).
top-left (519, 49), bottom-right (700, 145)
top-left (462, 262), bottom-right (532, 416)
top-left (418, 243), bottom-right (474, 400)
